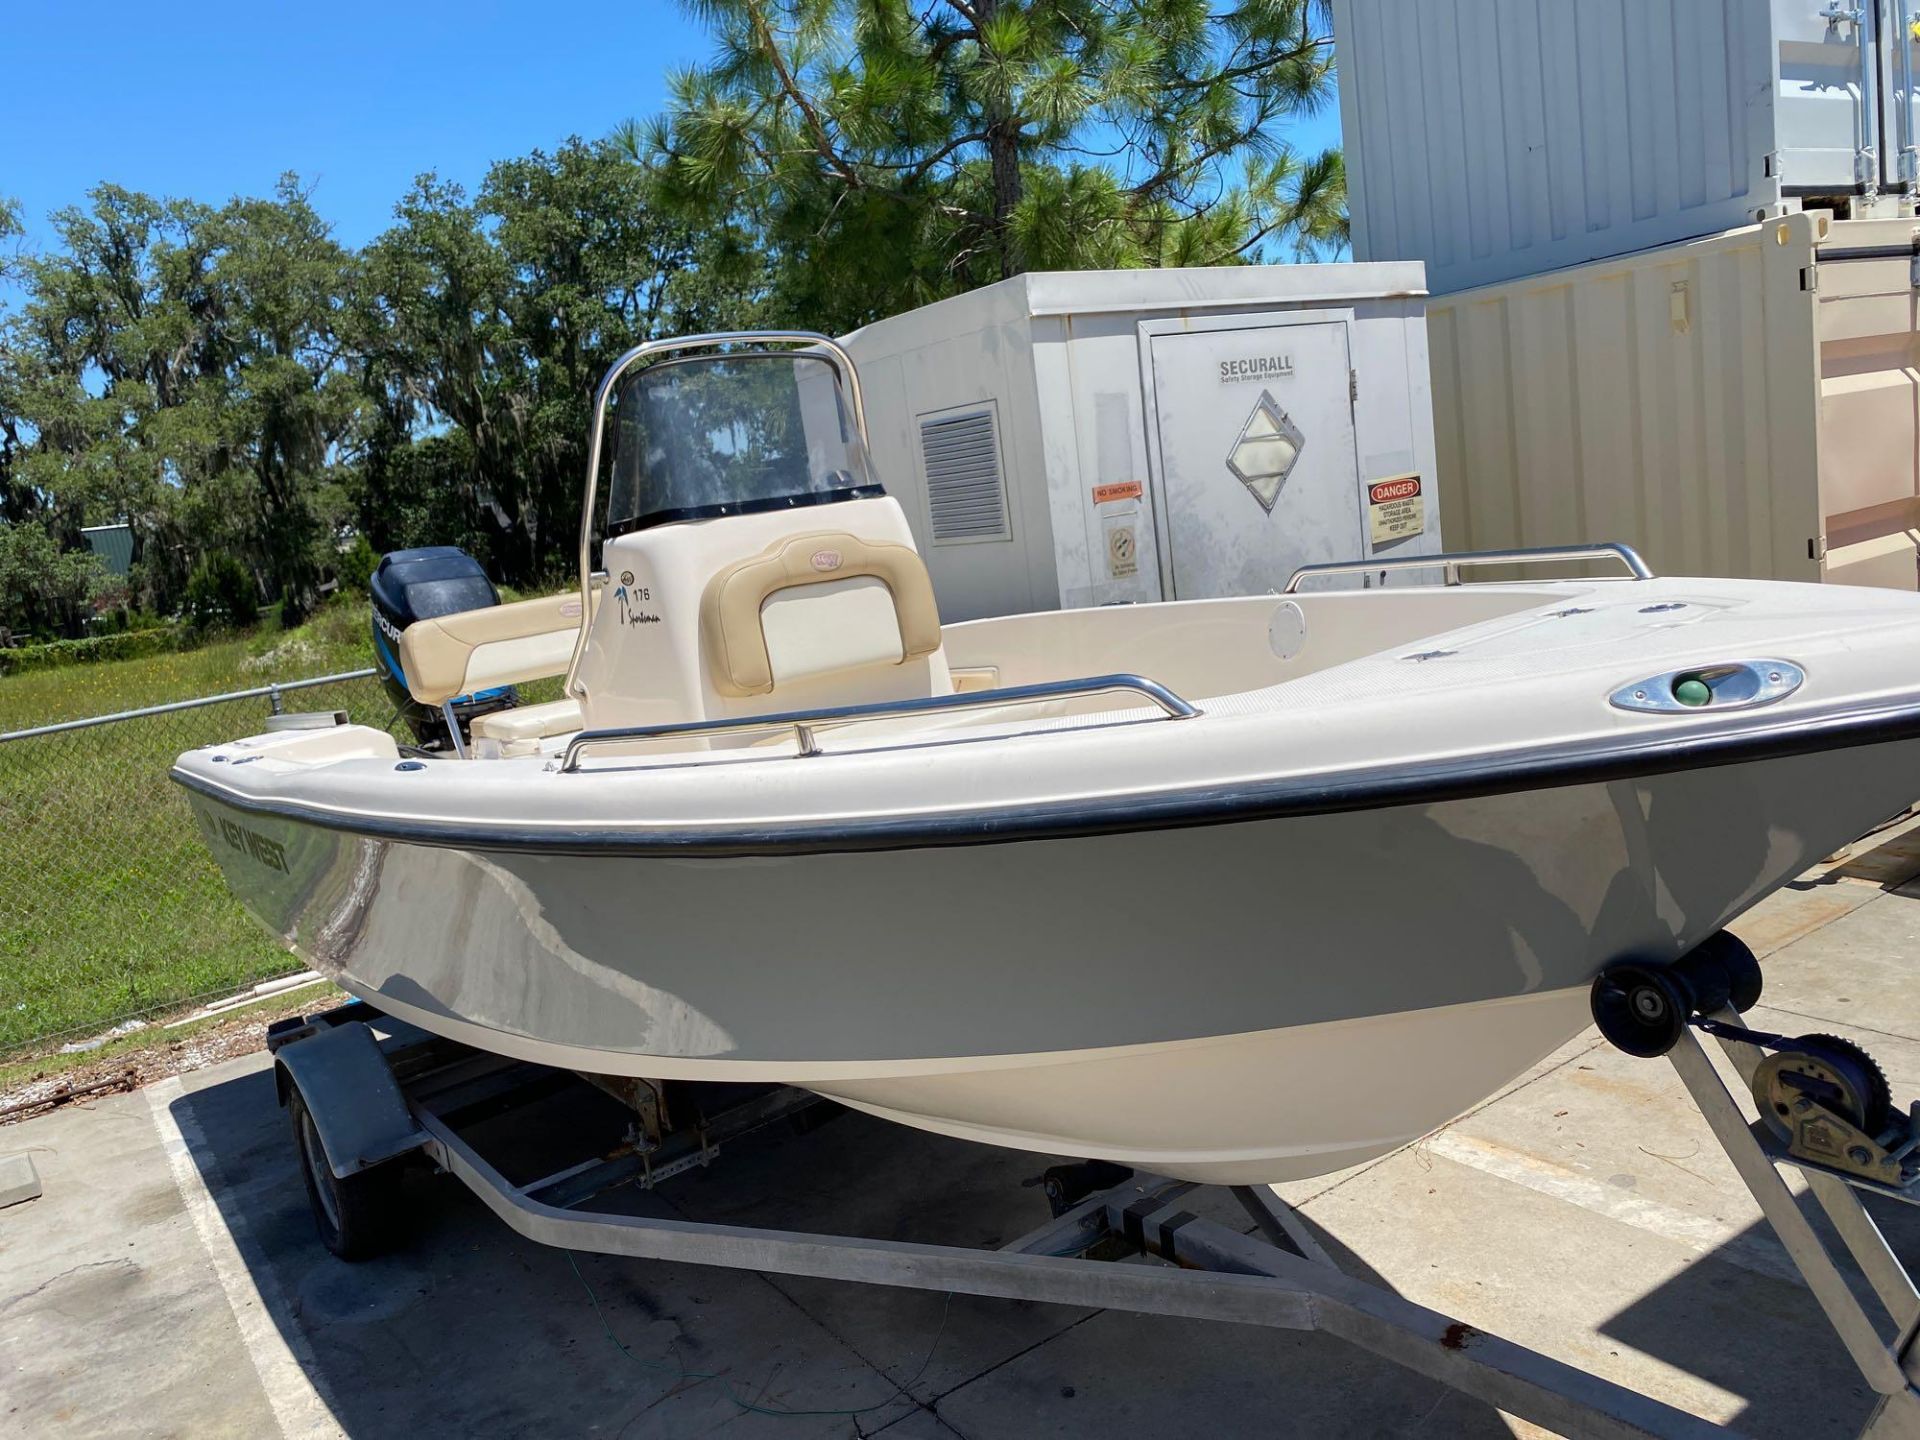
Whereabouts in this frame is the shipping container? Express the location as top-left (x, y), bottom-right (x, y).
top-left (840, 265), bottom-right (1439, 620)
top-left (1332, 0), bottom-right (1920, 293)
top-left (1428, 210), bottom-right (1920, 588)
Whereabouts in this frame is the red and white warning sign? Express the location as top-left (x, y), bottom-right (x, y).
top-left (1367, 474), bottom-right (1425, 546)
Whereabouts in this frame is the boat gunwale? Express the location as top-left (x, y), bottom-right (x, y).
top-left (169, 690), bottom-right (1920, 858)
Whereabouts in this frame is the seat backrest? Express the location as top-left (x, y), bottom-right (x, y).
top-left (700, 530), bottom-right (941, 696)
top-left (398, 589), bottom-right (596, 706)
top-left (572, 494), bottom-right (950, 734)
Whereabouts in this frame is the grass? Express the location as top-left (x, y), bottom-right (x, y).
top-left (0, 596), bottom-right (390, 1054)
top-left (0, 981), bottom-right (347, 1097)
top-left (0, 599), bottom-right (377, 732)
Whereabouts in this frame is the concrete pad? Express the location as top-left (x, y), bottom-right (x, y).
top-left (0, 1153), bottom-right (41, 1208)
top-left (143, 1061), bottom-right (923, 1438)
top-left (921, 1308), bottom-right (1515, 1439)
top-left (654, 1111), bottom-right (1102, 1404)
top-left (0, 1085), bottom-right (281, 1438)
top-left (1747, 879), bottom-right (1920, 1039)
top-left (1273, 976), bottom-right (1920, 1436)
top-left (1298, 1135), bottom-right (1886, 1437)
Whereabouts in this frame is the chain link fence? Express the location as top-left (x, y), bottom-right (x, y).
top-left (0, 670), bottom-right (408, 1058)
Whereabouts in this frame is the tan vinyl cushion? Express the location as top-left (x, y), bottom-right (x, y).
top-left (398, 590), bottom-right (594, 706)
top-left (467, 698), bottom-right (584, 743)
top-left (700, 530), bottom-right (941, 696)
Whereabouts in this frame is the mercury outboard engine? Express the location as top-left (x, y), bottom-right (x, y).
top-left (369, 547), bottom-right (518, 749)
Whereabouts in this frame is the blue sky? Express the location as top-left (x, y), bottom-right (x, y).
top-left (1, 0), bottom-right (1342, 255)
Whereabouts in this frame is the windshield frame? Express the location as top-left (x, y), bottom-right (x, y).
top-left (602, 350), bottom-right (882, 540)
top-left (565, 331), bottom-right (873, 694)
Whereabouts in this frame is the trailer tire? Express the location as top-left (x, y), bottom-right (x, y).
top-left (289, 1084), bottom-right (403, 1260)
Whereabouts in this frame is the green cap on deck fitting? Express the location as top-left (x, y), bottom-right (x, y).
top-left (1673, 677), bottom-right (1713, 707)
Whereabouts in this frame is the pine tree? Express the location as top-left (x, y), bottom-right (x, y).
top-left (634, 0), bottom-right (1346, 329)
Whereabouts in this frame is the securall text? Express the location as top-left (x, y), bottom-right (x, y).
top-left (1219, 354), bottom-right (1294, 384)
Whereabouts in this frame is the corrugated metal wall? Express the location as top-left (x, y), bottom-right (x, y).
top-left (1333, 0), bottom-right (1780, 293)
top-left (1428, 214), bottom-right (1824, 581)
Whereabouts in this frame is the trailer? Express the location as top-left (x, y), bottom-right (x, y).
top-left (266, 931), bottom-right (1920, 1439)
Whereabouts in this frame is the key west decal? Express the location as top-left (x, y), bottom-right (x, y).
top-left (195, 802), bottom-right (290, 874)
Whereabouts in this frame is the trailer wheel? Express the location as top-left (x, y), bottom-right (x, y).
top-left (289, 1084), bottom-right (402, 1260)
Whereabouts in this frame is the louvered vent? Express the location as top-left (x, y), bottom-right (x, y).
top-left (920, 408), bottom-right (1010, 542)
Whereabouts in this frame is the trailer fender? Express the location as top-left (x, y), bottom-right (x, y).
top-left (272, 1021), bottom-right (426, 1179)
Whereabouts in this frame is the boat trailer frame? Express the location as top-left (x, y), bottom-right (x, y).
top-left (268, 1002), bottom-right (1920, 1440)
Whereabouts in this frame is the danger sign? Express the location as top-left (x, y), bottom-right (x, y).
top-left (1367, 473), bottom-right (1426, 547)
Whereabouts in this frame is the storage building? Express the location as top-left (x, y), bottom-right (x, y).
top-left (1332, 0), bottom-right (1920, 294)
top-left (841, 266), bottom-right (1440, 619)
top-left (1429, 211), bottom-right (1920, 588)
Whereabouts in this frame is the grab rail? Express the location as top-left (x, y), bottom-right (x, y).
top-left (1283, 542), bottom-right (1654, 593)
top-left (558, 673), bottom-right (1198, 773)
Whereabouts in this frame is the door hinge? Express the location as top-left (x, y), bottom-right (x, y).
top-left (1349, 369), bottom-right (1358, 405)
top-left (1810, 535), bottom-right (1829, 562)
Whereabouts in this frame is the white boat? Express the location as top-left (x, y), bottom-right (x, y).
top-left (176, 332), bottom-right (1920, 1183)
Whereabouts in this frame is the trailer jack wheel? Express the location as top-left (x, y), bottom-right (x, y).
top-left (289, 1085), bottom-right (403, 1261)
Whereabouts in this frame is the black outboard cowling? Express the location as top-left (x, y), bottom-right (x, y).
top-left (369, 547), bottom-right (518, 749)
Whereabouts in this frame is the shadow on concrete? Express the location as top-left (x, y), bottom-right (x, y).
top-left (167, 1060), bottom-right (1519, 1439)
top-left (1599, 1189), bottom-right (1920, 1438)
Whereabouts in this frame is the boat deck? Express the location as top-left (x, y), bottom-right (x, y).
top-left (5, 822), bottom-right (1920, 1436)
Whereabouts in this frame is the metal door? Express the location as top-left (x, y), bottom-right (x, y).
top-left (1145, 319), bottom-right (1363, 600)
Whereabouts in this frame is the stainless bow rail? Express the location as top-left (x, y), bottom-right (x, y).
top-left (557, 672), bottom-right (1198, 772)
top-left (1284, 542), bottom-right (1655, 592)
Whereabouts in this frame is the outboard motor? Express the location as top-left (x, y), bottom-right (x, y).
top-left (369, 547), bottom-right (518, 749)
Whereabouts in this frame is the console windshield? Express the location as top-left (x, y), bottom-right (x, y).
top-left (605, 352), bottom-right (880, 534)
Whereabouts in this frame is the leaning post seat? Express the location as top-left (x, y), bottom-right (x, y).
top-left (396, 590), bottom-right (597, 751)
top-left (701, 530), bottom-right (942, 696)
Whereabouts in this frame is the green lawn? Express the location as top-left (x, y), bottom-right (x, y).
top-left (0, 599), bottom-right (388, 1054)
top-left (0, 600), bottom-right (377, 732)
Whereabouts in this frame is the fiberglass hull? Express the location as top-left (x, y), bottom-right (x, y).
top-left (180, 733), bottom-right (1920, 1183)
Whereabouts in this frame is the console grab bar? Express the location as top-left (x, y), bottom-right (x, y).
top-left (559, 673), bottom-right (1197, 772)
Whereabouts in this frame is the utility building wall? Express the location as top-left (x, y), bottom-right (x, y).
top-left (1333, 0), bottom-right (1920, 295)
top-left (845, 266), bottom-right (1440, 620)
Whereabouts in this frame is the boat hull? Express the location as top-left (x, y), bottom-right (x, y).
top-left (184, 735), bottom-right (1920, 1182)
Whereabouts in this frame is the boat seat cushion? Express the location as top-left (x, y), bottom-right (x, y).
top-left (398, 590), bottom-right (594, 706)
top-left (468, 698), bottom-right (583, 743)
top-left (701, 530), bottom-right (941, 696)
